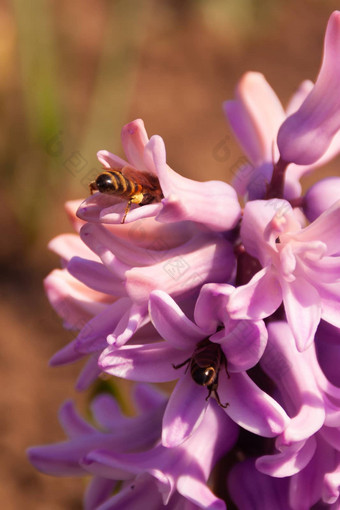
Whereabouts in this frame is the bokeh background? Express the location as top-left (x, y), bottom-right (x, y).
top-left (1, 0), bottom-right (340, 508)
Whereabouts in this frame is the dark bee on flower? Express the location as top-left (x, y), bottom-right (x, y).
top-left (173, 338), bottom-right (229, 408)
top-left (89, 166), bottom-right (163, 223)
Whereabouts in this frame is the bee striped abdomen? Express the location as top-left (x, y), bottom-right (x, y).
top-left (93, 170), bottom-right (142, 198)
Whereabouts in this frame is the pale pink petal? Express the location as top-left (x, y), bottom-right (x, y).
top-left (99, 343), bottom-right (188, 382)
top-left (227, 266), bottom-right (282, 320)
top-left (218, 371), bottom-right (289, 437)
top-left (214, 319), bottom-right (268, 372)
top-left (296, 199), bottom-right (340, 255)
top-left (148, 135), bottom-right (241, 232)
top-left (121, 119), bottom-right (151, 172)
top-left (162, 376), bottom-right (208, 448)
top-left (194, 283), bottom-right (234, 332)
top-left (256, 436), bottom-right (316, 477)
top-left (67, 257), bottom-right (126, 296)
top-left (97, 149), bottom-right (128, 169)
top-left (304, 177), bottom-right (340, 221)
top-left (108, 303), bottom-right (149, 347)
top-left (177, 476), bottom-right (226, 510)
top-left (223, 72), bottom-right (285, 165)
top-left (281, 277), bottom-right (321, 351)
top-left (44, 269), bottom-right (108, 329)
top-left (59, 400), bottom-right (97, 437)
top-left (75, 354), bottom-right (102, 391)
top-left (149, 290), bottom-right (203, 350)
top-left (277, 12), bottom-right (340, 164)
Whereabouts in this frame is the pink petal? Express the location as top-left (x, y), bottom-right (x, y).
top-left (149, 290), bottom-right (203, 350)
top-left (277, 11), bottom-right (340, 164)
top-left (177, 476), bottom-right (226, 510)
top-left (148, 135), bottom-right (241, 232)
top-left (223, 72), bottom-right (285, 165)
top-left (304, 177), bottom-right (340, 222)
top-left (67, 257), bottom-right (126, 296)
top-left (218, 371), bottom-right (289, 437)
top-left (75, 354), bottom-right (102, 391)
top-left (120, 119), bottom-right (151, 172)
top-left (97, 149), bottom-right (128, 169)
top-left (58, 400), bottom-right (96, 438)
top-left (281, 277), bottom-right (321, 351)
top-left (227, 266), bottom-right (282, 320)
top-left (256, 436), bottom-right (316, 477)
top-left (228, 459), bottom-right (290, 510)
top-left (107, 303), bottom-right (149, 347)
top-left (215, 319), bottom-right (268, 372)
top-left (296, 199), bottom-right (340, 256)
top-left (194, 283), bottom-right (234, 332)
top-left (99, 343), bottom-right (189, 382)
top-left (162, 376), bottom-right (208, 448)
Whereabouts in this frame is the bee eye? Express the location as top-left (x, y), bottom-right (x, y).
top-left (192, 367), bottom-right (215, 386)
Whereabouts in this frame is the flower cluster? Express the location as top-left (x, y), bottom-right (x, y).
top-left (29, 11), bottom-right (340, 510)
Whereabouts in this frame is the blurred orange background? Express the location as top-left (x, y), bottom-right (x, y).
top-left (1, 1), bottom-right (340, 508)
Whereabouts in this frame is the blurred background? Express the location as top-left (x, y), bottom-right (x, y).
top-left (1, 0), bottom-right (340, 508)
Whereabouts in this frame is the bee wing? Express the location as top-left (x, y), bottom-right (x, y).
top-left (120, 166), bottom-right (159, 190)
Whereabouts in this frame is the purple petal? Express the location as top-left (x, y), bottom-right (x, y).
top-left (277, 11), bottom-right (340, 164)
top-left (227, 266), bottom-right (282, 320)
top-left (75, 354), bottom-right (102, 391)
top-left (148, 135), bottom-right (241, 232)
top-left (149, 290), bottom-right (204, 350)
top-left (99, 343), bottom-right (189, 382)
top-left (75, 300), bottom-right (132, 354)
top-left (296, 199), bottom-right (340, 256)
top-left (228, 459), bottom-right (290, 510)
top-left (304, 177), bottom-right (340, 222)
top-left (223, 72), bottom-right (284, 165)
top-left (162, 376), bottom-right (208, 448)
top-left (58, 400), bottom-right (96, 438)
top-left (84, 477), bottom-right (117, 510)
top-left (126, 233), bottom-right (235, 304)
top-left (94, 475), bottom-right (164, 510)
top-left (194, 283), bottom-right (234, 332)
top-left (281, 277), bottom-right (321, 351)
top-left (107, 303), bottom-right (149, 347)
top-left (218, 371), bottom-right (289, 437)
top-left (67, 256), bottom-right (127, 296)
top-left (132, 383), bottom-right (168, 414)
top-left (120, 119), bottom-right (151, 172)
top-left (97, 149), bottom-right (128, 169)
top-left (256, 436), bottom-right (316, 477)
top-left (214, 319), bottom-right (268, 372)
top-left (176, 476), bottom-right (226, 510)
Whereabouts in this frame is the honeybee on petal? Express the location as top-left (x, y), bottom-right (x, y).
top-left (89, 166), bottom-right (163, 223)
top-left (173, 338), bottom-right (229, 408)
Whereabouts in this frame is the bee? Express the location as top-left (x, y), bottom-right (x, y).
top-left (173, 338), bottom-right (229, 408)
top-left (89, 166), bottom-right (163, 223)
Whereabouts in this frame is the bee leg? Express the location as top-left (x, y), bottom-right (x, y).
top-left (172, 358), bottom-right (191, 373)
top-left (225, 360), bottom-right (230, 379)
top-left (89, 181), bottom-right (97, 194)
top-left (213, 389), bottom-right (229, 409)
top-left (121, 200), bottom-right (132, 224)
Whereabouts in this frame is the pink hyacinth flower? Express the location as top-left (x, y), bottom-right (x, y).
top-left (228, 199), bottom-right (340, 351)
top-left (99, 286), bottom-right (288, 447)
top-left (78, 119), bottom-right (241, 232)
